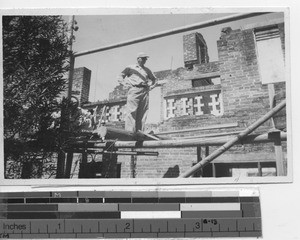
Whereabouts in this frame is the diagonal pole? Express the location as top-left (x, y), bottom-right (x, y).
top-left (179, 100), bottom-right (286, 178)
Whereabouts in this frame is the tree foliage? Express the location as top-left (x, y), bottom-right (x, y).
top-left (3, 16), bottom-right (72, 178)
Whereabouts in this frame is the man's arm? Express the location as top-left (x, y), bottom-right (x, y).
top-left (146, 68), bottom-right (157, 90)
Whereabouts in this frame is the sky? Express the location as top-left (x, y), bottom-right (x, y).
top-left (70, 11), bottom-right (284, 103)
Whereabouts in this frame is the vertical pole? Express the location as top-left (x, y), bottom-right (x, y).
top-left (194, 146), bottom-right (202, 177)
top-left (212, 163), bottom-right (217, 177)
top-left (68, 54), bottom-right (75, 99)
top-left (197, 146), bottom-right (202, 163)
top-left (67, 16), bottom-right (75, 98)
top-left (257, 162), bottom-right (262, 176)
top-left (272, 131), bottom-right (284, 176)
top-left (131, 148), bottom-right (137, 178)
top-left (56, 151), bottom-right (66, 178)
top-left (82, 152), bottom-right (88, 177)
top-left (57, 16), bottom-right (76, 178)
top-left (194, 146), bottom-right (210, 177)
top-left (204, 146), bottom-right (210, 177)
top-left (64, 152), bottom-right (74, 178)
top-left (268, 84), bottom-right (276, 128)
top-left (78, 151), bottom-right (88, 178)
top-left (205, 146), bottom-right (209, 157)
top-left (102, 142), bottom-right (118, 178)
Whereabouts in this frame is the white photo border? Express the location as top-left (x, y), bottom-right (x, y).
top-left (0, 6), bottom-right (293, 186)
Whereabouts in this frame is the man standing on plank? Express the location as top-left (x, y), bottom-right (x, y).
top-left (118, 52), bottom-right (157, 133)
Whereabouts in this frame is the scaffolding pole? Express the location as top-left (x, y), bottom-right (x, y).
top-left (74, 12), bottom-right (270, 57)
top-left (179, 100), bottom-right (286, 178)
top-left (70, 131), bottom-right (287, 149)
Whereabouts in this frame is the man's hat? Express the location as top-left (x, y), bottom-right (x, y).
top-left (137, 52), bottom-right (149, 59)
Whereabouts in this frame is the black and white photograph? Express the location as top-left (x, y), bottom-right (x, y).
top-left (0, 2), bottom-right (300, 239)
top-left (2, 9), bottom-right (290, 183)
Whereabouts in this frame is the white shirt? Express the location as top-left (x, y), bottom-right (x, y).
top-left (120, 64), bottom-right (156, 87)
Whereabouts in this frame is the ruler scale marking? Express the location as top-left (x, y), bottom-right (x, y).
top-left (0, 190), bottom-right (262, 238)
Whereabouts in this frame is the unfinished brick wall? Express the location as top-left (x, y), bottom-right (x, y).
top-left (217, 29), bottom-right (269, 115)
top-left (77, 22), bottom-right (287, 179)
top-left (183, 32), bottom-right (209, 69)
top-left (138, 25), bottom-right (286, 178)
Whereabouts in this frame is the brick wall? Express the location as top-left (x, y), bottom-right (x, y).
top-left (72, 67), bottom-right (91, 105)
top-left (183, 33), bottom-right (198, 66)
top-left (217, 29), bottom-right (269, 115)
top-left (144, 24), bottom-right (286, 178)
top-left (183, 32), bottom-right (209, 68)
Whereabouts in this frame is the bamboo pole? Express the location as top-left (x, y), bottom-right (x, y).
top-left (67, 149), bottom-right (159, 156)
top-left (74, 13), bottom-right (270, 57)
top-left (67, 15), bottom-right (75, 99)
top-left (70, 131), bottom-right (287, 149)
top-left (179, 100), bottom-right (286, 178)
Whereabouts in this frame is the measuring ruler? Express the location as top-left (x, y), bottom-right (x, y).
top-left (0, 189), bottom-right (262, 238)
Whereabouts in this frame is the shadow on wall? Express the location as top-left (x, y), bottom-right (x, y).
top-left (163, 165), bottom-right (180, 178)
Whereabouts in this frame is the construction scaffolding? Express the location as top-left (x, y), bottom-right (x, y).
top-left (66, 100), bottom-right (286, 178)
top-left (57, 12), bottom-right (287, 179)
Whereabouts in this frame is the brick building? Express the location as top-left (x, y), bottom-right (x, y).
top-left (75, 20), bottom-right (287, 179)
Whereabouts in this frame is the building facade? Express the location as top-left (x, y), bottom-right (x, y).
top-left (75, 21), bottom-right (287, 179)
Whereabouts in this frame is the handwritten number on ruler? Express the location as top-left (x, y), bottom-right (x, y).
top-left (203, 219), bottom-right (218, 225)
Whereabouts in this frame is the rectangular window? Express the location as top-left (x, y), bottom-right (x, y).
top-left (192, 78), bottom-right (213, 87)
top-left (192, 76), bottom-right (220, 87)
